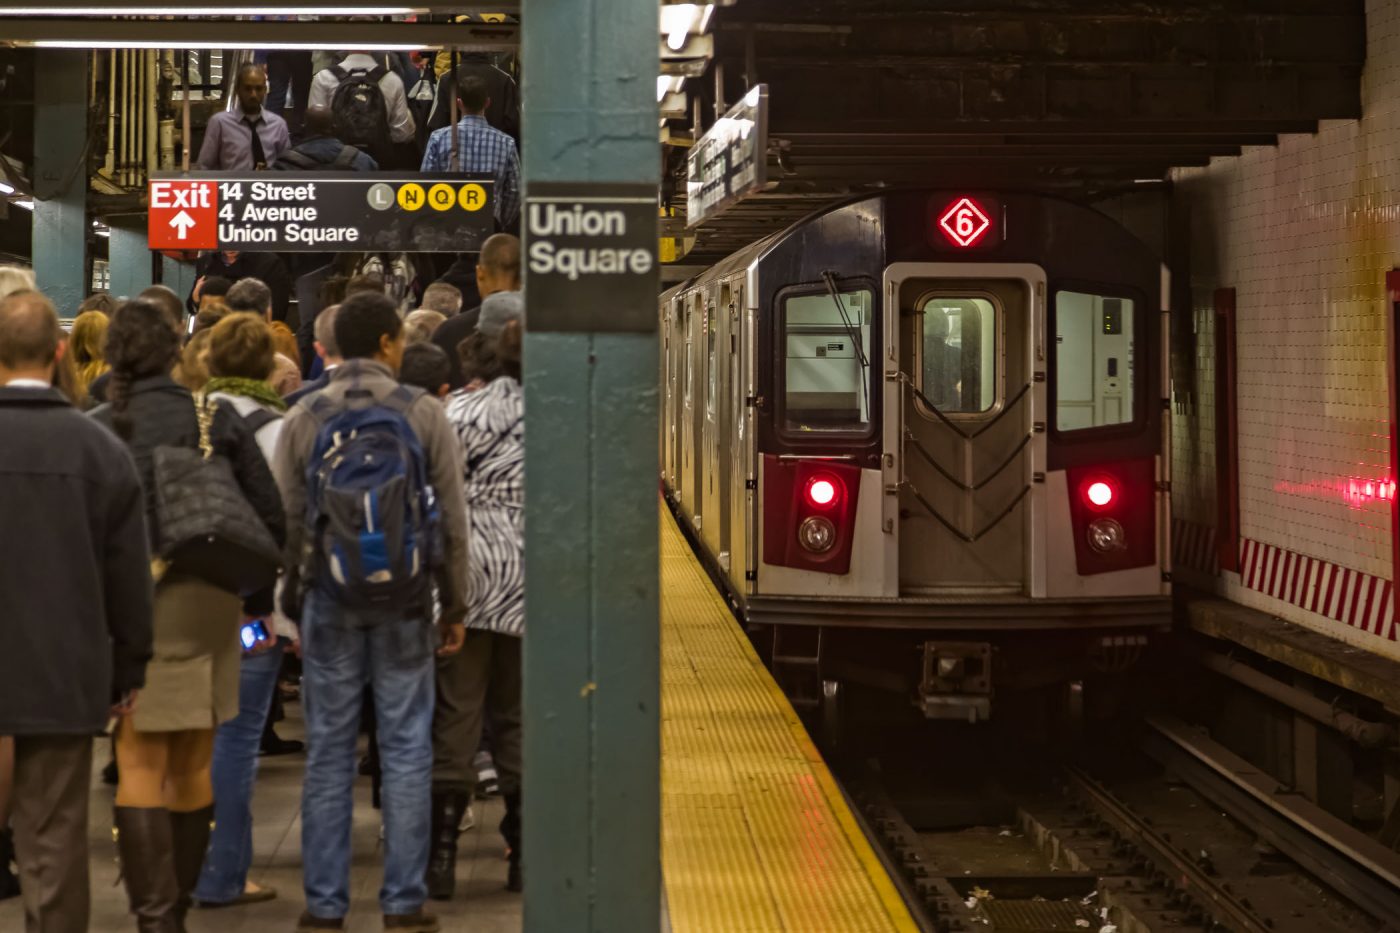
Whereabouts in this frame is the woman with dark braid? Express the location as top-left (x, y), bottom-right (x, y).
top-left (90, 299), bottom-right (286, 932)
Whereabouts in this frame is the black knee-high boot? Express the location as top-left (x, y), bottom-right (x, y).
top-left (115, 806), bottom-right (180, 933)
top-left (500, 791), bottom-right (521, 892)
top-left (425, 790), bottom-right (468, 901)
top-left (169, 805), bottom-right (213, 930)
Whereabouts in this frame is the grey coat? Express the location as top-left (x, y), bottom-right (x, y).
top-left (0, 386), bottom-right (154, 734)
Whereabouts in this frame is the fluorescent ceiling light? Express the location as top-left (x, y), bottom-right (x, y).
top-left (95, 229), bottom-right (111, 237)
top-left (33, 39), bottom-right (427, 50)
top-left (0, 6), bottom-right (417, 13)
top-left (661, 3), bottom-right (712, 51)
top-left (657, 74), bottom-right (684, 102)
top-left (12, 198), bottom-right (34, 211)
top-left (0, 182), bottom-right (13, 196)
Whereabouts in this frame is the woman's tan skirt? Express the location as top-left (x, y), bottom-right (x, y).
top-left (131, 572), bottom-right (242, 733)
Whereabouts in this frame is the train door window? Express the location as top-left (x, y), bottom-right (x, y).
top-left (1055, 290), bottom-right (1135, 431)
top-left (915, 296), bottom-right (998, 416)
top-left (781, 288), bottom-right (873, 433)
top-left (683, 298), bottom-right (694, 408)
top-left (706, 299), bottom-right (718, 419)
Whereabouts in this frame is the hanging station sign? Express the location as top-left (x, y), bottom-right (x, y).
top-left (685, 84), bottom-right (769, 228)
top-left (146, 173), bottom-right (495, 252)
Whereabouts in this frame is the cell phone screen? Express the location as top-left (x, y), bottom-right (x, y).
top-left (240, 620), bottom-right (269, 649)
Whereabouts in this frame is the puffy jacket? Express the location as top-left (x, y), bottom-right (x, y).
top-left (90, 375), bottom-right (287, 560)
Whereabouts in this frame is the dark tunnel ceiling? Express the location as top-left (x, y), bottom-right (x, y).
top-left (676, 0), bottom-right (1365, 262)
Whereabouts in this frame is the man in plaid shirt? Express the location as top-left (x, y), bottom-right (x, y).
top-left (421, 74), bottom-right (522, 231)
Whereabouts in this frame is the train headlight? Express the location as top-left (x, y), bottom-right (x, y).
top-left (1087, 518), bottom-right (1126, 553)
top-left (798, 516), bottom-right (837, 553)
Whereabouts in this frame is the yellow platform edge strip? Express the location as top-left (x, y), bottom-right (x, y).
top-left (660, 503), bottom-right (920, 933)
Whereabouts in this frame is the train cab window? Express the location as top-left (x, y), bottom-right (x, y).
top-left (916, 296), bottom-right (997, 415)
top-left (1055, 290), bottom-right (1135, 431)
top-left (782, 289), bottom-right (873, 433)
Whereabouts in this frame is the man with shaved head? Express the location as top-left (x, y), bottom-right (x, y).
top-left (0, 290), bottom-right (153, 933)
top-left (431, 233), bottom-right (521, 389)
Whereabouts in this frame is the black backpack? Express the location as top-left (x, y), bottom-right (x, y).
top-left (329, 65), bottom-right (392, 162)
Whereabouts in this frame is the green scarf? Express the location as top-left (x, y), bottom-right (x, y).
top-left (205, 376), bottom-right (287, 412)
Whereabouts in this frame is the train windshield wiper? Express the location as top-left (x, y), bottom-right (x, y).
top-left (820, 270), bottom-right (871, 419)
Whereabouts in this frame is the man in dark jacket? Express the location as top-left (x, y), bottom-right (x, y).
top-left (0, 290), bottom-right (154, 933)
top-left (432, 233), bottom-right (519, 389)
top-left (425, 52), bottom-right (519, 142)
top-left (188, 250), bottom-right (293, 322)
top-left (271, 107), bottom-right (378, 172)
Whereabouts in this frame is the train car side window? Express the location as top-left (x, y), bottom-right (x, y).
top-left (915, 296), bottom-right (998, 416)
top-left (1055, 290), bottom-right (1135, 431)
top-left (781, 289), bottom-right (873, 433)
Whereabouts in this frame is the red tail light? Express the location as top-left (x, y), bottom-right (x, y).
top-left (806, 477), bottom-right (838, 507)
top-left (1084, 480), bottom-right (1116, 509)
top-left (763, 456), bottom-right (861, 575)
top-left (1067, 460), bottom-right (1156, 575)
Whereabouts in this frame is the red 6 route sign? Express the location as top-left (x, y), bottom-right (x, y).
top-left (937, 196), bottom-right (993, 248)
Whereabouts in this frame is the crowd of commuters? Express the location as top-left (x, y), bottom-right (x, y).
top-left (0, 234), bottom-right (526, 933)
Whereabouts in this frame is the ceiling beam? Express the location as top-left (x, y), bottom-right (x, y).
top-left (0, 17), bottom-right (516, 49)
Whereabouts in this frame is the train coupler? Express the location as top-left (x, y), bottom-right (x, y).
top-left (917, 641), bottom-right (993, 723)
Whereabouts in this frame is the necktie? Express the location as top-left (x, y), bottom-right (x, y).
top-left (244, 117), bottom-right (267, 170)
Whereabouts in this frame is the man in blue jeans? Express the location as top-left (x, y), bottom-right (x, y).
top-left (273, 292), bottom-right (469, 933)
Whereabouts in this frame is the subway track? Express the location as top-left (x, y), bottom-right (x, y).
top-left (820, 688), bottom-right (1395, 933)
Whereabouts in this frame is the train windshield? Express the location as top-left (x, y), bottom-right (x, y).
top-left (1055, 290), bottom-right (1136, 431)
top-left (782, 288), bottom-right (873, 433)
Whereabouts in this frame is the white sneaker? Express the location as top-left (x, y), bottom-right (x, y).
top-left (458, 805), bottom-right (476, 834)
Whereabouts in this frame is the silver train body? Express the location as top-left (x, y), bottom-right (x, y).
top-left (660, 190), bottom-right (1172, 720)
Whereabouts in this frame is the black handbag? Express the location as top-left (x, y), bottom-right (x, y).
top-left (151, 392), bottom-right (282, 596)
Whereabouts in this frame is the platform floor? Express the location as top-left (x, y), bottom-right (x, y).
top-left (2, 508), bottom-right (914, 932)
top-left (659, 508), bottom-right (918, 932)
top-left (0, 719), bottom-right (522, 933)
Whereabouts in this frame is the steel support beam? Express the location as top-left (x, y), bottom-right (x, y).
top-left (32, 50), bottom-right (87, 316)
top-left (107, 224), bottom-right (151, 299)
top-left (521, 0), bottom-right (660, 930)
top-left (161, 255), bottom-right (196, 306)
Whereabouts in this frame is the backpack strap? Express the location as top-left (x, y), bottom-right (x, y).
top-left (331, 145), bottom-right (362, 169)
top-left (329, 64), bottom-right (349, 82)
top-left (305, 392), bottom-right (341, 428)
top-left (243, 408), bottom-right (280, 435)
top-left (366, 65), bottom-right (388, 83)
top-left (381, 383), bottom-right (424, 416)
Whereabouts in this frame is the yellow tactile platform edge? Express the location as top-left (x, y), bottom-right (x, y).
top-left (660, 506), bottom-right (920, 933)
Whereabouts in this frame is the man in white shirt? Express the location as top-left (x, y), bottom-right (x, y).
top-left (308, 52), bottom-right (415, 160)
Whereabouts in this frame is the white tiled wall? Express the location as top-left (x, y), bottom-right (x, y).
top-left (1172, 0), bottom-right (1399, 658)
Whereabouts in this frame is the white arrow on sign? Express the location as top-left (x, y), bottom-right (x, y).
top-left (169, 210), bottom-right (197, 240)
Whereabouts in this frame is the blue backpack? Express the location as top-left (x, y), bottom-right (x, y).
top-left (303, 385), bottom-right (440, 610)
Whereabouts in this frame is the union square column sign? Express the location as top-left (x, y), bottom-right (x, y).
top-left (147, 172), bottom-right (495, 252)
top-left (524, 181), bottom-right (658, 333)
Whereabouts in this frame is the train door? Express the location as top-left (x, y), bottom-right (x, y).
top-left (725, 281), bottom-right (748, 588)
top-left (732, 282), bottom-right (756, 593)
top-left (701, 292), bottom-right (723, 555)
top-left (680, 294), bottom-right (698, 522)
top-left (884, 266), bottom-right (1045, 593)
top-left (688, 293), bottom-right (707, 528)
top-left (662, 299), bottom-right (675, 486)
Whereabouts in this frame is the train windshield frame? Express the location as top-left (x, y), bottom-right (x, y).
top-left (1050, 281), bottom-right (1147, 441)
top-left (777, 281), bottom-right (878, 439)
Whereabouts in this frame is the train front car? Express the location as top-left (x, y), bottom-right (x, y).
top-left (661, 189), bottom-right (1171, 723)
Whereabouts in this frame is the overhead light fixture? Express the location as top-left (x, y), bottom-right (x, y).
top-left (32, 39), bottom-right (428, 50)
top-left (657, 74), bottom-right (684, 102)
top-left (0, 5), bottom-right (417, 13)
top-left (660, 3), bottom-right (713, 51)
top-left (0, 182), bottom-right (13, 196)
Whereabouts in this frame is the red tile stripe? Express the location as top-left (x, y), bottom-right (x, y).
top-left (1237, 537), bottom-right (1397, 642)
top-left (1171, 518), bottom-right (1217, 574)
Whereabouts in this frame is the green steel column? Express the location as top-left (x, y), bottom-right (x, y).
top-left (32, 51), bottom-right (88, 314)
top-left (161, 254), bottom-right (197, 305)
top-left (521, 0), bottom-right (661, 930)
top-left (108, 224), bottom-right (151, 299)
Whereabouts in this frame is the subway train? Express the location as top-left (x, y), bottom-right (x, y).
top-left (660, 189), bottom-right (1172, 722)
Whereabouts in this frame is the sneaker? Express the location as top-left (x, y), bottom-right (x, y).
top-left (475, 767), bottom-right (499, 797)
top-left (383, 910), bottom-right (440, 932)
top-left (457, 805), bottom-right (476, 833)
top-left (260, 733), bottom-right (304, 756)
top-left (294, 911), bottom-right (344, 931)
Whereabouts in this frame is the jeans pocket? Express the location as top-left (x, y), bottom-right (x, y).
top-left (379, 618), bottom-right (433, 670)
